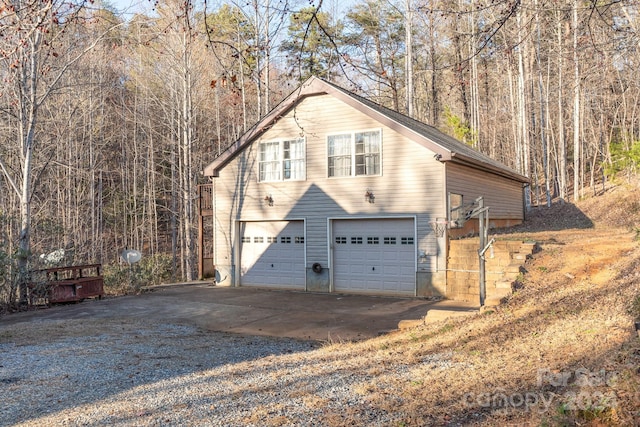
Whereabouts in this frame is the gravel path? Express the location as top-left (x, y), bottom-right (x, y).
top-left (0, 318), bottom-right (405, 426)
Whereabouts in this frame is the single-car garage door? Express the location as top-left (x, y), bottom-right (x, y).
top-left (332, 218), bottom-right (416, 296)
top-left (239, 221), bottom-right (305, 289)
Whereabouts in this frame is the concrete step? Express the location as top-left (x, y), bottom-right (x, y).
top-left (511, 252), bottom-right (530, 261)
top-left (398, 319), bottom-right (425, 330)
top-left (425, 309), bottom-right (477, 322)
top-left (423, 300), bottom-right (479, 323)
top-left (484, 296), bottom-right (508, 306)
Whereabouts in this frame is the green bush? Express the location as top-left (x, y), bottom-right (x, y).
top-left (0, 250), bottom-right (27, 313)
top-left (604, 139), bottom-right (640, 179)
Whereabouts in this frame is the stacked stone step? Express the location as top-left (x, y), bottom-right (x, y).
top-left (446, 239), bottom-right (537, 305)
top-left (485, 241), bottom-right (536, 306)
top-left (446, 239), bottom-right (482, 302)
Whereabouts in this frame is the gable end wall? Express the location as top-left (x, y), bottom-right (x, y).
top-left (212, 94), bottom-right (449, 293)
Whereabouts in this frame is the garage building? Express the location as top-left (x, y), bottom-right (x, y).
top-left (202, 77), bottom-right (528, 297)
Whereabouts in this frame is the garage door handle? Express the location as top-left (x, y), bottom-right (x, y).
top-left (271, 264), bottom-right (274, 268)
top-left (372, 267), bottom-right (375, 271)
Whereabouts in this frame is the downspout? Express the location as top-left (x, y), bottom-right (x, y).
top-left (439, 160), bottom-right (448, 274)
top-left (523, 182), bottom-right (530, 220)
top-left (198, 188), bottom-right (204, 280)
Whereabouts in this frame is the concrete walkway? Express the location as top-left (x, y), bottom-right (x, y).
top-left (0, 284), bottom-right (472, 342)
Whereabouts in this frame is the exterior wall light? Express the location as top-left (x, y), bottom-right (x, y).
top-left (365, 189), bottom-right (375, 203)
top-left (264, 195), bottom-right (274, 206)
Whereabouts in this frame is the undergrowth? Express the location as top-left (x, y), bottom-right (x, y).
top-left (103, 253), bottom-right (173, 295)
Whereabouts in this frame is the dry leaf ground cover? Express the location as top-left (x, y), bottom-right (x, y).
top-left (301, 184), bottom-right (640, 425)
top-left (1, 183), bottom-right (640, 426)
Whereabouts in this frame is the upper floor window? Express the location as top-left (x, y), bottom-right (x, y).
top-left (259, 138), bottom-right (305, 182)
top-left (328, 130), bottom-right (381, 177)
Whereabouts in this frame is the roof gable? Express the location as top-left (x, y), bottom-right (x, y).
top-left (204, 76), bottom-right (528, 183)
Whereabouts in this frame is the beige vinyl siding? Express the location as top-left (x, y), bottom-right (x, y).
top-left (446, 163), bottom-right (524, 219)
top-left (213, 94), bottom-right (446, 276)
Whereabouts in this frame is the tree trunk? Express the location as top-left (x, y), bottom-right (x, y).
top-left (405, 0), bottom-right (414, 117)
top-left (181, 28), bottom-right (195, 282)
top-left (557, 6), bottom-right (567, 202)
top-left (535, 0), bottom-right (551, 206)
top-left (16, 34), bottom-right (41, 305)
top-left (516, 9), bottom-right (528, 175)
top-left (429, 16), bottom-right (438, 125)
top-left (572, 0), bottom-right (580, 201)
top-left (470, 0), bottom-right (480, 148)
top-left (264, 0), bottom-right (271, 115)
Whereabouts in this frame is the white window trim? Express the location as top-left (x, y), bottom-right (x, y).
top-left (326, 128), bottom-right (383, 178)
top-left (258, 137), bottom-right (306, 183)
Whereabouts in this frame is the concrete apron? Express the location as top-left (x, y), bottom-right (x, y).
top-left (1, 284), bottom-right (461, 342)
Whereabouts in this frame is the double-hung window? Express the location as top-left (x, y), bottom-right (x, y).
top-left (328, 130), bottom-right (381, 177)
top-left (259, 138), bottom-right (305, 182)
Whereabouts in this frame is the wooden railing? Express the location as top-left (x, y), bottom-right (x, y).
top-left (29, 264), bottom-right (104, 305)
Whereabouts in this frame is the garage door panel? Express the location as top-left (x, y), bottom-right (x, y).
top-left (240, 221), bottom-right (305, 289)
top-left (333, 218), bottom-right (415, 296)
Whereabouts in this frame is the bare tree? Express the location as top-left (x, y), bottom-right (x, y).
top-left (0, 0), bottom-right (121, 305)
top-left (572, 0), bottom-right (581, 201)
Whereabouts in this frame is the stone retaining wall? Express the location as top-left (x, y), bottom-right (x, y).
top-left (446, 239), bottom-right (536, 304)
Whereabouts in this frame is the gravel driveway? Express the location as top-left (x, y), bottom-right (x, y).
top-left (1, 287), bottom-right (434, 426)
top-left (1, 317), bottom-right (370, 426)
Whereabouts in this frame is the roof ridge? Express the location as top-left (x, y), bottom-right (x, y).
top-left (317, 77), bottom-right (525, 180)
top-left (205, 76), bottom-right (528, 183)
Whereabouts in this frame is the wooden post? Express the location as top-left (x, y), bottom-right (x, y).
top-left (478, 198), bottom-right (486, 307)
top-left (198, 189), bottom-right (204, 280)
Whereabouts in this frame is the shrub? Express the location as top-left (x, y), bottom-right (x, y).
top-left (0, 250), bottom-right (14, 314)
top-left (103, 253), bottom-right (173, 295)
top-left (0, 250), bottom-right (26, 314)
top-left (604, 139), bottom-right (640, 180)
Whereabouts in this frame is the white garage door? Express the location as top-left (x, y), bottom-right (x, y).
top-left (239, 221), bottom-right (305, 289)
top-left (332, 218), bottom-right (415, 296)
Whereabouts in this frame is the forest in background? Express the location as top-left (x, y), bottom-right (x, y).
top-left (0, 0), bottom-right (639, 307)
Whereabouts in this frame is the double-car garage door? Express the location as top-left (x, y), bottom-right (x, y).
top-left (239, 218), bottom-right (416, 295)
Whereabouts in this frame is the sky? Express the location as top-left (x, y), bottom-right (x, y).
top-left (106, 0), bottom-right (353, 19)
top-left (105, 0), bottom-right (156, 17)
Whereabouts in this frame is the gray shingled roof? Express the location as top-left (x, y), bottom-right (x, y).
top-left (320, 78), bottom-right (529, 183)
top-left (204, 76), bottom-right (529, 184)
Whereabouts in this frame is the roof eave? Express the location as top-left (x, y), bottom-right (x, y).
top-left (203, 77), bottom-right (329, 177)
top-left (204, 76), bottom-right (530, 184)
top-left (449, 153), bottom-right (530, 183)
top-left (317, 82), bottom-right (454, 160)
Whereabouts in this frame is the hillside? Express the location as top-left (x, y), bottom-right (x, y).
top-left (2, 183), bottom-right (639, 426)
top-left (309, 183), bottom-right (640, 426)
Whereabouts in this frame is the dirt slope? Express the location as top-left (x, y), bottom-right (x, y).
top-left (350, 184), bottom-right (640, 426)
